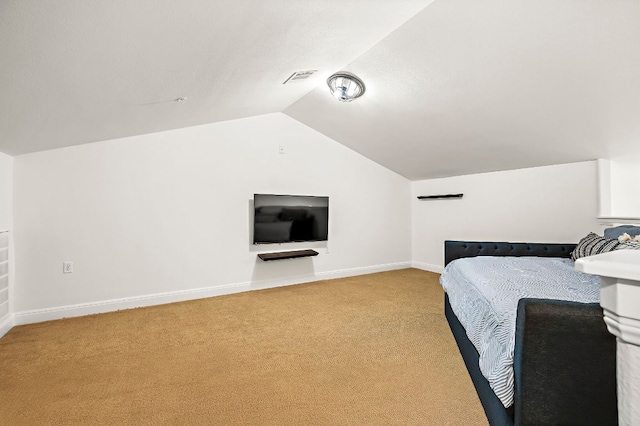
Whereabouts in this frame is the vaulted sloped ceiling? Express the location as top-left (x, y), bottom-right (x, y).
top-left (285, 0), bottom-right (640, 179)
top-left (0, 0), bottom-right (433, 154)
top-left (1, 0), bottom-right (639, 180)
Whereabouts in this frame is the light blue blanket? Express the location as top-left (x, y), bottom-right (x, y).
top-left (440, 256), bottom-right (600, 407)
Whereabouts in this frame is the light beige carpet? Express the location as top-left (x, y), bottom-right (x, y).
top-left (0, 268), bottom-right (487, 425)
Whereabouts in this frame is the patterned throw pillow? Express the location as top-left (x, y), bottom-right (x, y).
top-left (616, 241), bottom-right (640, 251)
top-left (571, 232), bottom-right (621, 261)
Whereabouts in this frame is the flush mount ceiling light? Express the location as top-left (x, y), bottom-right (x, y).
top-left (327, 72), bottom-right (366, 102)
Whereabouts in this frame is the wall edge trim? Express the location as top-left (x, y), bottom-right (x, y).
top-left (13, 261), bottom-right (412, 326)
top-left (0, 314), bottom-right (15, 339)
top-left (411, 261), bottom-right (443, 274)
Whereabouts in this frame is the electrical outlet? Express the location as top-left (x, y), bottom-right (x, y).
top-left (63, 261), bottom-right (73, 274)
top-left (279, 145), bottom-right (285, 154)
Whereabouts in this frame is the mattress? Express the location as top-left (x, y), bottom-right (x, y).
top-left (440, 256), bottom-right (600, 408)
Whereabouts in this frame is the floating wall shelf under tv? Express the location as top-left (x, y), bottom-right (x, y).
top-left (258, 249), bottom-right (319, 261)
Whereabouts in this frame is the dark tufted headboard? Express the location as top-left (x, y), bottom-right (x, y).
top-left (444, 240), bottom-right (577, 267)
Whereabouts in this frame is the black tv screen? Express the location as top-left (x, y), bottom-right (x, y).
top-left (253, 194), bottom-right (329, 244)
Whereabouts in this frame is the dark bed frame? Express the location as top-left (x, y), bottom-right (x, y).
top-left (444, 240), bottom-right (618, 426)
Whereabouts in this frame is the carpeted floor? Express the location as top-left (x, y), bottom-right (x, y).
top-left (0, 268), bottom-right (487, 425)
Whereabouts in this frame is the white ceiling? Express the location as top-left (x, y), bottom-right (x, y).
top-left (1, 0), bottom-right (639, 180)
top-left (0, 0), bottom-right (432, 154)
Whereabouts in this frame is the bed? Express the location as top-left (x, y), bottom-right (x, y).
top-left (442, 240), bottom-right (618, 426)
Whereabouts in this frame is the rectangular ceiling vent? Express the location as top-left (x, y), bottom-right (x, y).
top-left (283, 70), bottom-right (317, 84)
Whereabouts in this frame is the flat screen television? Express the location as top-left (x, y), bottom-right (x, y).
top-left (253, 194), bottom-right (329, 244)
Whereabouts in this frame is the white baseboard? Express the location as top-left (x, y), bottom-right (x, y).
top-left (0, 314), bottom-right (15, 338)
top-left (411, 261), bottom-right (443, 274)
top-left (12, 261), bottom-right (412, 326)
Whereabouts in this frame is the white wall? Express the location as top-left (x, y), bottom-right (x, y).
top-left (13, 113), bottom-right (411, 321)
top-left (411, 161), bottom-right (600, 272)
top-left (0, 153), bottom-right (12, 230)
top-left (0, 152), bottom-right (13, 336)
top-left (610, 160), bottom-right (640, 217)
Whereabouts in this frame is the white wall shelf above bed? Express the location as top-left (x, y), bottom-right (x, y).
top-left (598, 217), bottom-right (640, 225)
top-left (417, 193), bottom-right (463, 200)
